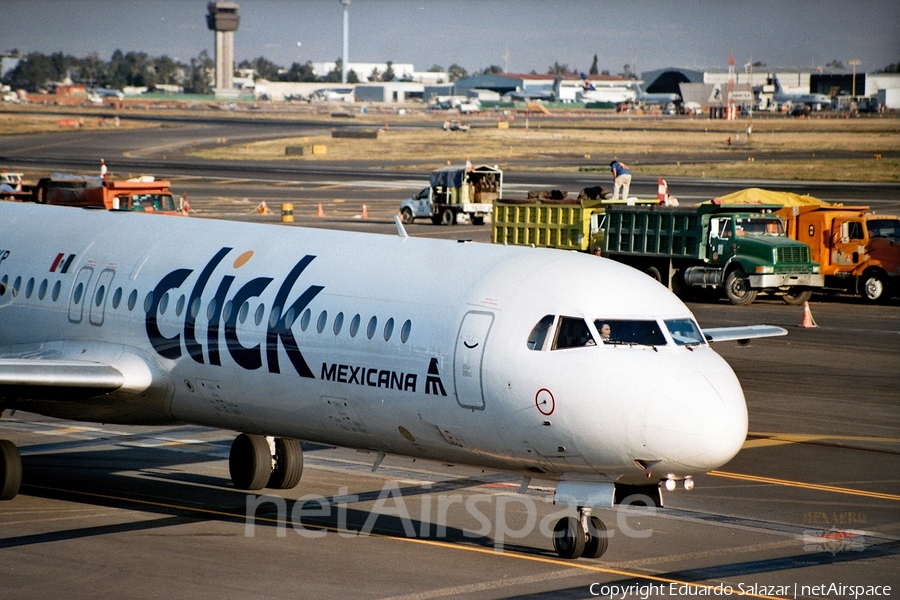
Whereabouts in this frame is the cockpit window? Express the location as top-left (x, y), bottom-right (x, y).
top-left (527, 315), bottom-right (554, 351)
top-left (552, 317), bottom-right (595, 350)
top-left (665, 318), bottom-right (705, 346)
top-left (593, 319), bottom-right (666, 346)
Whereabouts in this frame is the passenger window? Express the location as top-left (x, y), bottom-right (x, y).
top-left (527, 315), bottom-right (555, 351)
top-left (52, 281), bottom-right (62, 302)
top-left (39, 279), bottom-right (48, 300)
top-left (400, 319), bottom-right (411, 343)
top-left (317, 310), bottom-right (328, 334)
top-left (366, 316), bottom-right (377, 339)
top-left (349, 314), bottom-right (361, 337)
top-left (594, 319), bottom-right (666, 347)
top-left (383, 317), bottom-right (394, 341)
top-left (552, 317), bottom-right (595, 350)
top-left (333, 312), bottom-right (344, 335)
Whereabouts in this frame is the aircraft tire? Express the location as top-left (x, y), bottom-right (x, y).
top-left (724, 269), bottom-right (757, 306)
top-left (229, 433), bottom-right (271, 491)
top-left (440, 208), bottom-right (455, 226)
top-left (400, 208), bottom-right (414, 224)
top-left (471, 215), bottom-right (485, 226)
top-left (552, 517), bottom-right (586, 559)
top-left (782, 289), bottom-right (812, 305)
top-left (582, 516), bottom-right (608, 559)
top-left (268, 438), bottom-right (303, 489)
top-left (0, 439), bottom-right (22, 501)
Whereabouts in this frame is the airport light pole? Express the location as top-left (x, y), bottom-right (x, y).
top-left (341, 0), bottom-right (350, 84)
top-left (848, 59), bottom-right (860, 97)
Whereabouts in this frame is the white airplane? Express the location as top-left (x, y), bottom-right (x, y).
top-left (0, 202), bottom-right (786, 559)
top-left (772, 75), bottom-right (831, 110)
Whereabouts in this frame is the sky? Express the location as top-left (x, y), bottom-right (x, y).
top-left (2, 0), bottom-right (899, 77)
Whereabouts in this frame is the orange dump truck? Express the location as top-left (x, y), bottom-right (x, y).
top-left (31, 176), bottom-right (186, 216)
top-left (717, 189), bottom-right (899, 302)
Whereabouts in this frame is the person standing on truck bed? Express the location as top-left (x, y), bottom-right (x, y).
top-left (610, 160), bottom-right (631, 201)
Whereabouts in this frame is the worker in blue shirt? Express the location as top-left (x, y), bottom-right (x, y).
top-left (609, 160), bottom-right (631, 201)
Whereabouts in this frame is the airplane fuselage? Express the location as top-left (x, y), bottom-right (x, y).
top-left (0, 203), bottom-right (748, 488)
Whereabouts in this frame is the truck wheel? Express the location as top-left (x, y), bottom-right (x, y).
top-left (440, 208), bottom-right (455, 226)
top-left (782, 289), bottom-right (812, 305)
top-left (670, 269), bottom-right (690, 299)
top-left (724, 270), bottom-right (757, 306)
top-left (860, 271), bottom-right (888, 303)
top-left (400, 207), bottom-right (414, 224)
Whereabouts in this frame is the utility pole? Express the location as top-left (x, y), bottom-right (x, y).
top-left (848, 59), bottom-right (860, 97)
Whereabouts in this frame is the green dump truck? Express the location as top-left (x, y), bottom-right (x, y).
top-left (493, 198), bottom-right (824, 305)
top-left (603, 203), bottom-right (823, 305)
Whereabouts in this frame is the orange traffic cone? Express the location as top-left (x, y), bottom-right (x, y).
top-left (361, 204), bottom-right (368, 219)
top-left (657, 177), bottom-right (668, 204)
top-left (256, 201), bottom-right (269, 215)
top-left (800, 301), bottom-right (817, 328)
top-left (316, 202), bottom-right (324, 217)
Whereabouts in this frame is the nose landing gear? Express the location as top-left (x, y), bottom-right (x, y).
top-left (552, 507), bottom-right (608, 559)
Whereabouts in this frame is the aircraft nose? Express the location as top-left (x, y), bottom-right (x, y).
top-left (642, 356), bottom-right (748, 472)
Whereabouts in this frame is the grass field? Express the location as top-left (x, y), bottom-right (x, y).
top-left (191, 113), bottom-right (900, 182)
top-left (2, 104), bottom-right (898, 182)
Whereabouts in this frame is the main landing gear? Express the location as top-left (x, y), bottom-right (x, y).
top-left (552, 507), bottom-right (608, 559)
top-left (0, 439), bottom-right (23, 501)
top-left (228, 433), bottom-right (304, 491)
top-left (0, 432), bottom-right (304, 501)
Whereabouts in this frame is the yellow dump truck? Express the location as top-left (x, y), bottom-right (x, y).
top-left (716, 188), bottom-right (900, 302)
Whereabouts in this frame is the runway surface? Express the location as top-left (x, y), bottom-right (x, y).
top-left (1, 116), bottom-right (898, 599)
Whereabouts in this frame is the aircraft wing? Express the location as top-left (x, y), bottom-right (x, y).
top-left (0, 358), bottom-right (124, 400)
top-left (703, 325), bottom-right (788, 343)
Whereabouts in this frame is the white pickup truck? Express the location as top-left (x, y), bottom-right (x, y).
top-left (399, 165), bottom-right (501, 226)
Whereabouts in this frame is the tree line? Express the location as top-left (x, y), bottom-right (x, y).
top-left (4, 49), bottom-right (898, 94)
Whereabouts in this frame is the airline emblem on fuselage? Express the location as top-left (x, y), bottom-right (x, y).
top-left (144, 248), bottom-right (449, 396)
top-left (145, 247), bottom-right (323, 378)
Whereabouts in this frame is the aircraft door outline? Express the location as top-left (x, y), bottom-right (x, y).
top-left (67, 266), bottom-right (94, 324)
top-left (89, 268), bottom-right (116, 326)
top-left (453, 311), bottom-right (494, 410)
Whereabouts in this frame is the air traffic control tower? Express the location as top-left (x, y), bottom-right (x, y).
top-left (206, 1), bottom-right (240, 91)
